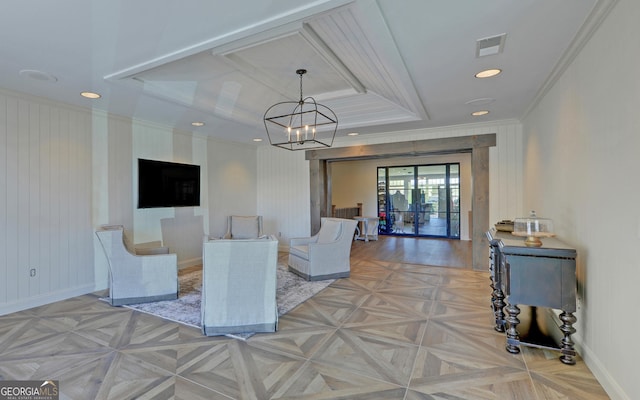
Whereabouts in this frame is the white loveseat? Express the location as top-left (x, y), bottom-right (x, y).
top-left (201, 235), bottom-right (279, 336)
top-left (288, 217), bottom-right (358, 281)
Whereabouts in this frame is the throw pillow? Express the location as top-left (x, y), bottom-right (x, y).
top-left (317, 220), bottom-right (342, 243)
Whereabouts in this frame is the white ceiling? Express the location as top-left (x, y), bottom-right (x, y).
top-left (0, 0), bottom-right (613, 145)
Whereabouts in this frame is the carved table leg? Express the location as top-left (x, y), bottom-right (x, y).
top-left (559, 311), bottom-right (577, 365)
top-left (505, 303), bottom-right (521, 354)
top-left (489, 263), bottom-right (506, 332)
top-left (493, 288), bottom-right (506, 332)
top-left (489, 276), bottom-right (497, 321)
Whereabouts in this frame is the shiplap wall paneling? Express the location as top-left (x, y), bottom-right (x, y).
top-left (69, 108), bottom-right (92, 289)
top-left (0, 94), bottom-right (17, 305)
top-left (0, 95), bottom-right (4, 304)
top-left (17, 99), bottom-right (30, 302)
top-left (0, 92), bottom-right (94, 314)
top-left (29, 102), bottom-right (43, 297)
top-left (37, 105), bottom-right (51, 296)
top-left (489, 123), bottom-right (524, 223)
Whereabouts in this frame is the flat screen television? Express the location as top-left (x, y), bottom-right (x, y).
top-left (138, 159), bottom-right (200, 208)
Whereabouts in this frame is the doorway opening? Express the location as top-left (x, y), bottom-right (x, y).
top-left (306, 133), bottom-right (495, 270)
top-left (377, 163), bottom-right (460, 238)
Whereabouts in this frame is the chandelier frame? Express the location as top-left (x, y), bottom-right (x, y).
top-left (263, 69), bottom-right (338, 151)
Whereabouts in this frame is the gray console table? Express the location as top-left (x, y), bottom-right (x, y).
top-left (486, 228), bottom-right (578, 365)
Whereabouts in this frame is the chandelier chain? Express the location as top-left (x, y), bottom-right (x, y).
top-left (297, 69), bottom-right (307, 104)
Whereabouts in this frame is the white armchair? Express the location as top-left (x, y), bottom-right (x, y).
top-left (201, 235), bottom-right (279, 336)
top-left (288, 217), bottom-right (358, 281)
top-left (223, 215), bottom-right (263, 239)
top-left (95, 225), bottom-right (178, 306)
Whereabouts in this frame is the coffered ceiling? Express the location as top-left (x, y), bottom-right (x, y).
top-left (0, 0), bottom-right (614, 144)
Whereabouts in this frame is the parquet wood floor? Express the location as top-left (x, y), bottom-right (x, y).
top-left (0, 237), bottom-right (609, 399)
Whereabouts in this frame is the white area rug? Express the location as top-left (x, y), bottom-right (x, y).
top-left (122, 264), bottom-right (334, 338)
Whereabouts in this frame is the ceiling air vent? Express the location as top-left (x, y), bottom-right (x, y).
top-left (476, 33), bottom-right (506, 57)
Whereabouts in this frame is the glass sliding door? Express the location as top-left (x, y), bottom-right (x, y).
top-left (377, 163), bottom-right (460, 238)
top-left (388, 166), bottom-right (412, 234)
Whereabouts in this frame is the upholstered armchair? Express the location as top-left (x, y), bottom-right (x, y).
top-left (201, 235), bottom-right (279, 336)
top-left (223, 215), bottom-right (263, 239)
top-left (288, 217), bottom-right (358, 281)
top-left (95, 225), bottom-right (178, 306)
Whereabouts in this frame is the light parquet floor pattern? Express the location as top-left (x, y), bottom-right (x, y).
top-left (0, 237), bottom-right (609, 399)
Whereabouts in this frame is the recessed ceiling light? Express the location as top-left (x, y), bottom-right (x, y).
top-left (347, 132), bottom-right (359, 136)
top-left (475, 69), bottom-right (502, 78)
top-left (191, 121), bottom-right (205, 127)
top-left (471, 110), bottom-right (490, 116)
top-left (80, 91), bottom-right (101, 99)
top-left (253, 138), bottom-right (263, 142)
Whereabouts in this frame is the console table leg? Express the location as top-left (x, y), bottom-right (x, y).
top-left (559, 311), bottom-right (577, 365)
top-left (493, 288), bottom-right (506, 332)
top-left (505, 303), bottom-right (521, 354)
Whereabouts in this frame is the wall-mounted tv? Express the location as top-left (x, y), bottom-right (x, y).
top-left (138, 159), bottom-right (201, 208)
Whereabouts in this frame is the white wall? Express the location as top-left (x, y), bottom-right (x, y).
top-left (206, 139), bottom-right (258, 238)
top-left (522, 0), bottom-right (637, 398)
top-left (256, 147), bottom-right (310, 248)
top-left (331, 153), bottom-right (473, 240)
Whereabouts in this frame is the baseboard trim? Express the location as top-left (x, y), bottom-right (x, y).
top-left (545, 308), bottom-right (627, 399)
top-left (579, 339), bottom-right (628, 399)
top-left (0, 284), bottom-right (96, 316)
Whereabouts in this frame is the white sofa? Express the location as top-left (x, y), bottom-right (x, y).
top-left (288, 217), bottom-right (358, 281)
top-left (95, 225), bottom-right (178, 306)
top-left (201, 235), bottom-right (279, 336)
